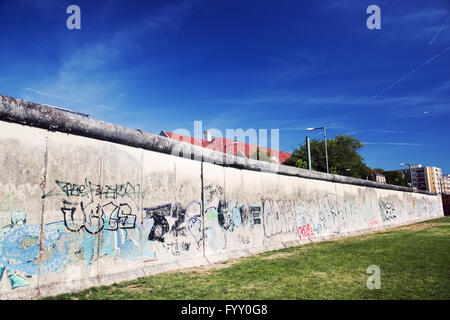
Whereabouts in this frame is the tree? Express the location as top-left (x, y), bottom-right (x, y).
top-left (373, 168), bottom-right (409, 187)
top-left (283, 134), bottom-right (374, 180)
top-left (250, 147), bottom-right (273, 163)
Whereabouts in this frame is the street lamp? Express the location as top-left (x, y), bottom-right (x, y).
top-left (306, 136), bottom-right (312, 170)
top-left (306, 126), bottom-right (329, 174)
top-left (224, 142), bottom-right (238, 155)
top-left (225, 142), bottom-right (237, 148)
top-left (400, 163), bottom-right (414, 189)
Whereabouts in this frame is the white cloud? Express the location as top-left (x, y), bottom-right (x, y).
top-left (363, 142), bottom-right (424, 146)
top-left (22, 0), bottom-right (201, 119)
top-left (365, 129), bottom-right (432, 136)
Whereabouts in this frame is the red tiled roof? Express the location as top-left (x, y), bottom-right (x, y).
top-left (368, 167), bottom-right (385, 177)
top-left (161, 130), bottom-right (291, 163)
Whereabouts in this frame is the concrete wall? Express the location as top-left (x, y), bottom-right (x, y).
top-left (0, 95), bottom-right (444, 299)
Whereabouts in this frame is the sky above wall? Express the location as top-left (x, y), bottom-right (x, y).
top-left (0, 0), bottom-right (449, 172)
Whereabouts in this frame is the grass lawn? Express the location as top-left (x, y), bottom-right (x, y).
top-left (44, 216), bottom-right (450, 300)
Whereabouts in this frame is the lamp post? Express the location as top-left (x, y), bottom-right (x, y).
top-left (306, 136), bottom-right (312, 170)
top-left (400, 163), bottom-right (414, 189)
top-left (224, 142), bottom-right (238, 155)
top-left (306, 126), bottom-right (329, 174)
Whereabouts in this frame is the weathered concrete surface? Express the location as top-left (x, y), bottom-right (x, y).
top-left (0, 94), bottom-right (444, 299)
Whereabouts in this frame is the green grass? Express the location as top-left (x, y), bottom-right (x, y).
top-left (44, 217), bottom-right (450, 300)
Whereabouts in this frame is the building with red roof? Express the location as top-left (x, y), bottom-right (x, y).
top-left (369, 168), bottom-right (386, 184)
top-left (160, 130), bottom-right (291, 164)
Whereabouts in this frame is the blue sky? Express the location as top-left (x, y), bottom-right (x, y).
top-left (1, 0), bottom-right (449, 172)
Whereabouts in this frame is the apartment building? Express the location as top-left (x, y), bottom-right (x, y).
top-left (426, 166), bottom-right (443, 193)
top-left (400, 164), bottom-right (444, 193)
top-left (406, 165), bottom-right (443, 193)
top-left (401, 164), bottom-right (423, 189)
top-left (442, 174), bottom-right (450, 195)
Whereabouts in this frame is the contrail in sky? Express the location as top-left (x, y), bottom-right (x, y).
top-left (372, 45), bottom-right (450, 99)
top-left (429, 16), bottom-right (449, 45)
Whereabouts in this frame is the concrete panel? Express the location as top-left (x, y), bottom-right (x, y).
top-left (0, 122), bottom-right (47, 299)
top-left (94, 141), bottom-right (144, 287)
top-left (261, 173), bottom-right (298, 250)
top-left (203, 161), bottom-right (227, 262)
top-left (240, 169), bottom-right (266, 255)
top-left (203, 165), bottom-right (266, 263)
top-left (141, 150), bottom-right (206, 274)
top-left (36, 130), bottom-right (146, 296)
top-left (37, 129), bottom-right (104, 297)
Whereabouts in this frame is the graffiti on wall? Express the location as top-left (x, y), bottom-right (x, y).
top-left (203, 184), bottom-right (262, 230)
top-left (60, 200), bottom-right (137, 235)
top-left (42, 179), bottom-right (142, 202)
top-left (204, 184), bottom-right (223, 204)
top-left (263, 199), bottom-right (296, 238)
top-left (367, 217), bottom-right (378, 227)
top-left (215, 200), bottom-right (262, 232)
top-left (0, 211), bottom-right (71, 290)
top-left (297, 224), bottom-right (314, 241)
top-left (201, 185), bottom-right (266, 251)
top-left (143, 201), bottom-right (203, 255)
top-left (0, 178), bottom-right (145, 277)
top-left (379, 200), bottom-right (397, 222)
top-left (294, 194), bottom-right (345, 238)
top-left (295, 193), bottom-right (383, 237)
top-left (0, 193), bottom-right (16, 212)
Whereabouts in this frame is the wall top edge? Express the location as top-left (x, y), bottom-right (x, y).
top-left (0, 93), bottom-right (436, 196)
